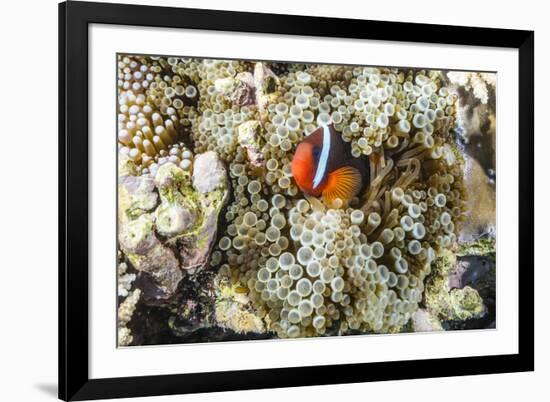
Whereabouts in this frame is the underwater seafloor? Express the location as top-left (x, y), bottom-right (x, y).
top-left (117, 56), bottom-right (496, 346)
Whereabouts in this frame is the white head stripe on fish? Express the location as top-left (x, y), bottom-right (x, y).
top-left (312, 125), bottom-right (331, 189)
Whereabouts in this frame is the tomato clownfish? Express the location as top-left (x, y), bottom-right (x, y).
top-left (291, 124), bottom-right (369, 202)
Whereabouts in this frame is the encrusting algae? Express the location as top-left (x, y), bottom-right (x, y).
top-left (117, 54), bottom-right (495, 344)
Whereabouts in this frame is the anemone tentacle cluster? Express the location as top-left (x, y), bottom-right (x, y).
top-left (117, 55), bottom-right (200, 176)
top-left (203, 63), bottom-right (465, 337)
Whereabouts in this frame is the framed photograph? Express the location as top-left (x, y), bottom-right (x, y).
top-left (59, 1), bottom-right (534, 400)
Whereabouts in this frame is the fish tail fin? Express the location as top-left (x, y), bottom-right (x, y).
top-left (322, 166), bottom-right (362, 202)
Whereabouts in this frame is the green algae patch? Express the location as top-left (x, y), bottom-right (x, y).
top-left (458, 237), bottom-right (496, 257)
top-left (424, 249), bottom-right (486, 323)
top-left (448, 286), bottom-right (486, 321)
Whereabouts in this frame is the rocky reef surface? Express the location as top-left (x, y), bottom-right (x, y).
top-left (116, 56), bottom-right (496, 345)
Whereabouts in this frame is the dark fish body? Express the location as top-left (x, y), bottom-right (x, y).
top-left (291, 125), bottom-right (369, 202)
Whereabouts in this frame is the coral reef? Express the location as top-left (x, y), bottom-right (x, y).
top-left (459, 156), bottom-right (496, 242)
top-left (448, 71), bottom-right (496, 184)
top-left (447, 72), bottom-right (496, 105)
top-left (215, 276), bottom-right (265, 334)
top-left (412, 309), bottom-right (443, 332)
top-left (116, 55), bottom-right (497, 345)
top-left (118, 149), bottom-right (228, 301)
top-left (118, 254), bottom-right (136, 297)
top-left (423, 248), bottom-right (492, 329)
top-left (118, 288), bottom-right (141, 346)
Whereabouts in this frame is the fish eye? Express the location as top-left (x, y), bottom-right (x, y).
top-left (312, 147), bottom-right (321, 160)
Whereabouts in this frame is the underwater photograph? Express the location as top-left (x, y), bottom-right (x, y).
top-left (116, 55), bottom-right (496, 346)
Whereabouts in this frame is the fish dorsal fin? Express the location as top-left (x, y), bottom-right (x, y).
top-left (312, 125), bottom-right (331, 189)
top-left (322, 166), bottom-right (362, 202)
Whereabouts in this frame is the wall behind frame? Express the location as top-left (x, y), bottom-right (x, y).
top-left (0, 0), bottom-right (544, 402)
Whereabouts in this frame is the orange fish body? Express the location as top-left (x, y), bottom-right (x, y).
top-left (291, 125), bottom-right (368, 202)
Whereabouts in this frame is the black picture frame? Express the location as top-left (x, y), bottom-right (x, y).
top-left (59, 1), bottom-right (534, 400)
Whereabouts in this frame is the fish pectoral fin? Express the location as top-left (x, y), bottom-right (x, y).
top-left (322, 166), bottom-right (362, 202)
